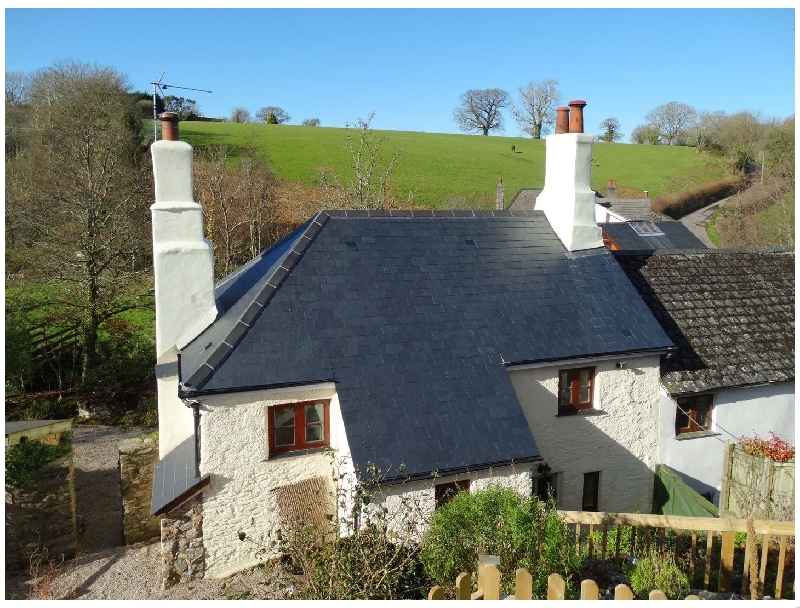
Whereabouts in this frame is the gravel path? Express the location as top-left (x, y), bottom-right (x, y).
top-left (6, 425), bottom-right (289, 600)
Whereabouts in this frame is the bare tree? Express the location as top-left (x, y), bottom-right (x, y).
top-left (687, 110), bottom-right (727, 150)
top-left (630, 123), bottom-right (661, 145)
top-left (6, 60), bottom-right (152, 387)
top-left (453, 88), bottom-right (509, 136)
top-left (712, 110), bottom-right (765, 172)
top-left (5, 70), bottom-right (30, 105)
top-left (230, 107), bottom-right (251, 123)
top-left (597, 117), bottom-right (623, 142)
top-left (302, 118), bottom-right (321, 127)
top-left (511, 79), bottom-right (562, 139)
top-left (317, 113), bottom-right (409, 209)
top-left (645, 101), bottom-right (697, 146)
top-left (256, 106), bottom-right (291, 123)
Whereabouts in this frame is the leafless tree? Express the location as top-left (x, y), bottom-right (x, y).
top-left (6, 60), bottom-right (152, 386)
top-left (644, 101), bottom-right (697, 145)
top-left (686, 110), bottom-right (727, 150)
top-left (630, 123), bottom-right (661, 145)
top-left (317, 113), bottom-right (409, 209)
top-left (453, 88), bottom-right (509, 136)
top-left (711, 110), bottom-right (765, 172)
top-left (511, 79), bottom-right (562, 139)
top-left (597, 117), bottom-right (622, 142)
top-left (5, 70), bottom-right (30, 105)
top-left (256, 106), bottom-right (291, 123)
top-left (302, 118), bottom-right (321, 127)
top-left (230, 107), bottom-right (251, 123)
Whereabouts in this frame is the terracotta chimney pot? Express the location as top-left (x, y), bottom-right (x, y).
top-left (568, 100), bottom-right (587, 134)
top-left (555, 106), bottom-right (570, 134)
top-left (158, 112), bottom-right (180, 141)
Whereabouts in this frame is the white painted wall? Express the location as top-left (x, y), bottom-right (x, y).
top-left (594, 205), bottom-right (625, 224)
top-left (198, 384), bottom-right (349, 578)
top-left (508, 355), bottom-right (662, 514)
top-left (659, 381), bottom-right (795, 504)
top-left (534, 133), bottom-right (603, 251)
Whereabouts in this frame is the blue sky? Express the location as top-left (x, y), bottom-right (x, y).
top-left (4, 7), bottom-right (795, 139)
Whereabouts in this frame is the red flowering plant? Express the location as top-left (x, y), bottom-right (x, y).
top-left (738, 431), bottom-right (795, 462)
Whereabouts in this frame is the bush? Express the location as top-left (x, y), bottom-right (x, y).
top-left (739, 431), bottom-right (794, 462)
top-left (652, 174), bottom-right (745, 219)
top-left (5, 432), bottom-right (73, 488)
top-left (421, 486), bottom-right (582, 598)
top-left (628, 551), bottom-right (689, 599)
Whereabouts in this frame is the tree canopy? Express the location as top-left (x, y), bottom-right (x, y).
top-left (453, 88), bottom-right (509, 136)
top-left (511, 79), bottom-right (562, 139)
top-left (256, 106), bottom-right (290, 124)
top-left (644, 101), bottom-right (697, 146)
top-left (598, 117), bottom-right (623, 142)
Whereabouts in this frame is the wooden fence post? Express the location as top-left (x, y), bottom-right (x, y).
top-left (483, 564), bottom-right (501, 600)
top-left (547, 573), bottom-right (565, 600)
top-left (718, 530), bottom-right (735, 592)
top-left (614, 584), bottom-right (634, 599)
top-left (649, 590), bottom-right (667, 600)
top-left (515, 568), bottom-right (532, 600)
top-left (477, 554), bottom-right (500, 594)
top-left (455, 572), bottom-right (471, 600)
top-left (428, 586), bottom-right (444, 600)
top-left (580, 579), bottom-right (599, 600)
top-left (719, 441), bottom-right (734, 517)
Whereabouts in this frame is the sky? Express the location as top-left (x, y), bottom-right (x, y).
top-left (3, 6), bottom-right (796, 140)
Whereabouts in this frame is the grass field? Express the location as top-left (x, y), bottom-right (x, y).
top-left (178, 122), bottom-right (731, 208)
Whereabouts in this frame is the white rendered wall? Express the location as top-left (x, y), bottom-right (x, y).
top-left (508, 355), bottom-right (662, 514)
top-left (198, 384), bottom-right (350, 578)
top-left (534, 133), bottom-right (604, 251)
top-left (368, 466), bottom-right (533, 543)
top-left (659, 381), bottom-right (795, 504)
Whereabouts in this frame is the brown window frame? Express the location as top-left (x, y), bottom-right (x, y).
top-left (435, 479), bottom-right (470, 508)
top-left (268, 400), bottom-right (331, 455)
top-left (675, 394), bottom-right (713, 435)
top-left (558, 366), bottom-right (595, 414)
top-left (582, 471), bottom-right (600, 512)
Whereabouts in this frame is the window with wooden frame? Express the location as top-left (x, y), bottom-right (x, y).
top-left (558, 366), bottom-right (595, 413)
top-left (675, 394), bottom-right (713, 435)
top-left (269, 400), bottom-right (330, 455)
top-left (435, 479), bottom-right (470, 508)
top-left (582, 471), bottom-right (600, 512)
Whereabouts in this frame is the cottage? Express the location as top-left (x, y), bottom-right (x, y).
top-left (616, 249), bottom-right (795, 504)
top-left (149, 103), bottom-right (673, 579)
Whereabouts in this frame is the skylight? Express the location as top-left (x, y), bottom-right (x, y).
top-left (630, 221), bottom-right (664, 237)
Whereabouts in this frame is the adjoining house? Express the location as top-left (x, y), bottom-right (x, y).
top-left (600, 221), bottom-right (707, 252)
top-left (615, 249), bottom-right (795, 504)
top-left (148, 103), bottom-right (673, 579)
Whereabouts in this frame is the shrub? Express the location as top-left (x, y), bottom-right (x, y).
top-left (5, 432), bottom-right (73, 488)
top-left (652, 174), bottom-right (745, 219)
top-left (421, 486), bottom-right (582, 598)
top-left (628, 551), bottom-right (689, 599)
top-left (738, 431), bottom-right (794, 462)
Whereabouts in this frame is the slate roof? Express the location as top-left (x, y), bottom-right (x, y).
top-left (180, 210), bottom-right (673, 481)
top-left (600, 199), bottom-right (655, 222)
top-left (615, 250), bottom-right (795, 396)
top-left (600, 222), bottom-right (707, 252)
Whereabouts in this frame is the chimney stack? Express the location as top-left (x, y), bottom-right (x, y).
top-left (606, 180), bottom-right (618, 199)
top-left (534, 98), bottom-right (603, 252)
top-left (568, 100), bottom-right (587, 134)
top-left (159, 112), bottom-right (180, 141)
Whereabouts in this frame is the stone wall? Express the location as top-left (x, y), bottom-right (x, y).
top-left (160, 494), bottom-right (205, 588)
top-left (119, 435), bottom-right (163, 545)
top-left (5, 454), bottom-right (77, 572)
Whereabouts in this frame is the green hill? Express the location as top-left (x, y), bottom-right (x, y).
top-left (179, 121), bottom-right (731, 208)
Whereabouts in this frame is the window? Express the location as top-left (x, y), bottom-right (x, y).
top-left (269, 400), bottom-right (330, 455)
top-left (435, 479), bottom-right (470, 508)
top-left (582, 471), bottom-right (600, 512)
top-left (533, 473), bottom-right (558, 502)
top-left (558, 367), bottom-right (595, 413)
top-left (675, 394), bottom-right (713, 435)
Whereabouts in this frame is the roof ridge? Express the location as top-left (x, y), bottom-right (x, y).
top-left (613, 246), bottom-right (795, 257)
top-left (181, 211), bottom-right (331, 393)
top-left (323, 209), bottom-right (545, 218)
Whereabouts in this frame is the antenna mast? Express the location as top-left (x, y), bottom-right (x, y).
top-left (151, 74), bottom-right (212, 141)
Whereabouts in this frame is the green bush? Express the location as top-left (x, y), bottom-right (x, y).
top-left (628, 551), bottom-right (689, 599)
top-left (421, 486), bottom-right (582, 598)
top-left (5, 432), bottom-right (73, 488)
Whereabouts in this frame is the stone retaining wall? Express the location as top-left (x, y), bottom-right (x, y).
top-left (5, 454), bottom-right (77, 572)
top-left (119, 435), bottom-right (163, 545)
top-left (160, 494), bottom-right (205, 588)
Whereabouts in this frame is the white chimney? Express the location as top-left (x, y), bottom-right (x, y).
top-left (151, 139), bottom-right (217, 358)
top-left (534, 100), bottom-right (603, 252)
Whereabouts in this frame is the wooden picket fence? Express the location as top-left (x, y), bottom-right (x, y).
top-left (427, 511), bottom-right (795, 600)
top-left (428, 562), bottom-right (697, 600)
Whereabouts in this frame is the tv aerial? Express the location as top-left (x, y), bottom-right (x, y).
top-left (151, 72), bottom-right (212, 140)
